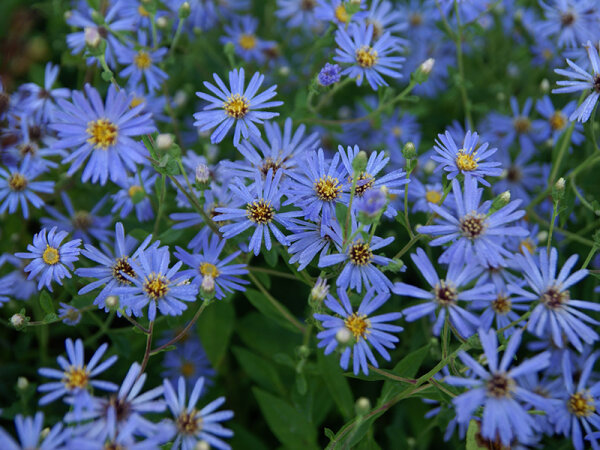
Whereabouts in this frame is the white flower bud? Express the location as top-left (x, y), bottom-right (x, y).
top-left (201, 275), bottom-right (215, 293)
top-left (17, 377), bottom-right (29, 390)
top-left (555, 177), bottom-right (565, 191)
top-left (84, 27), bottom-right (101, 48)
top-left (540, 78), bottom-right (550, 93)
top-left (156, 133), bottom-right (174, 150)
top-left (537, 230), bottom-right (548, 243)
top-left (336, 327), bottom-right (352, 345)
top-left (423, 160), bottom-right (436, 174)
top-left (195, 164), bottom-right (210, 184)
top-left (310, 278), bottom-right (329, 302)
top-left (173, 90), bottom-right (188, 108)
top-left (419, 58), bottom-right (435, 75)
top-left (195, 441), bottom-right (210, 450)
top-left (10, 314), bottom-right (25, 328)
top-left (156, 16), bottom-right (168, 28)
top-left (355, 397), bottom-right (371, 415)
top-left (40, 427), bottom-right (50, 439)
top-left (500, 191), bottom-right (511, 203)
top-left (279, 66), bottom-right (290, 76)
top-left (105, 295), bottom-right (119, 308)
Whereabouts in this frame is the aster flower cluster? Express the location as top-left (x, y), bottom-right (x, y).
top-left (1, 0), bottom-right (600, 449)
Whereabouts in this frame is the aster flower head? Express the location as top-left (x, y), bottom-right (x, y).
top-left (194, 68), bottom-right (283, 145)
top-left (0, 154), bottom-right (54, 219)
top-left (314, 288), bottom-right (403, 375)
top-left (222, 15), bottom-right (276, 64)
top-left (407, 177), bottom-right (453, 214)
top-left (51, 84), bottom-right (155, 185)
top-left (163, 376), bottom-right (234, 450)
top-left (509, 247), bottom-right (599, 352)
top-left (0, 412), bottom-right (69, 450)
top-left (393, 248), bottom-right (493, 338)
top-left (315, 0), bottom-right (366, 25)
top-left (161, 330), bottom-right (216, 390)
top-left (0, 254), bottom-right (37, 300)
top-left (58, 302), bottom-right (82, 325)
top-left (491, 146), bottom-right (547, 203)
top-left (318, 63), bottom-right (342, 86)
top-left (111, 168), bottom-right (157, 222)
top-left (418, 175), bottom-right (528, 267)
top-left (15, 226), bottom-right (81, 292)
top-left (334, 22), bottom-right (404, 90)
top-left (214, 169), bottom-right (302, 255)
top-left (287, 218), bottom-right (343, 271)
top-left (4, 116), bottom-right (64, 171)
top-left (118, 33), bottom-right (168, 93)
top-left (431, 129), bottom-right (501, 186)
top-left (535, 96), bottom-right (584, 146)
top-left (276, 0), bottom-right (319, 29)
top-left (115, 246), bottom-right (199, 321)
top-left (365, 0), bottom-right (406, 40)
top-left (553, 40), bottom-right (600, 122)
top-left (18, 62), bottom-right (70, 123)
top-left (174, 233), bottom-right (249, 300)
top-left (445, 328), bottom-right (552, 446)
top-left (38, 338), bottom-right (117, 406)
top-left (537, 0), bottom-right (600, 50)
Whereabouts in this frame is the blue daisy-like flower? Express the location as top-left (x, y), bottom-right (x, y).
top-left (0, 254), bottom-right (36, 300)
top-left (407, 177), bottom-right (454, 214)
top-left (314, 287), bottom-right (402, 375)
top-left (365, 0), bottom-right (406, 39)
top-left (111, 168), bottom-right (157, 223)
top-left (0, 412), bottom-right (69, 450)
top-left (537, 0), bottom-right (600, 50)
top-left (51, 84), bottom-right (155, 185)
top-left (75, 222), bottom-right (157, 312)
top-left (431, 129), bottom-right (501, 186)
top-left (214, 169), bottom-right (301, 255)
top-left (418, 174), bottom-right (528, 267)
top-left (58, 302), bottom-right (82, 325)
top-left (174, 233), bottom-right (249, 300)
top-left (491, 146), bottom-right (547, 204)
top-left (115, 246), bottom-right (199, 321)
top-left (193, 68), bottom-right (283, 145)
top-left (392, 248), bottom-right (493, 338)
top-left (15, 226), bottom-right (81, 292)
top-left (287, 218), bottom-right (342, 271)
top-left (38, 338), bottom-right (117, 406)
top-left (509, 247), bottom-right (599, 352)
top-left (445, 328), bottom-right (552, 447)
top-left (119, 33), bottom-right (168, 93)
top-left (163, 376), bottom-right (234, 450)
top-left (276, 0), bottom-right (319, 29)
top-left (315, 0), bottom-right (366, 25)
top-left (334, 22), bottom-right (404, 90)
top-left (221, 15), bottom-right (276, 64)
top-left (18, 62), bottom-right (70, 123)
top-left (553, 40), bottom-right (600, 123)
top-left (0, 155), bottom-right (54, 219)
top-left (535, 95), bottom-right (584, 145)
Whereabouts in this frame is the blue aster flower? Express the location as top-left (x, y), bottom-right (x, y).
top-left (471, 284), bottom-right (530, 338)
top-left (380, 111), bottom-right (421, 165)
top-left (0, 412), bottom-right (69, 450)
top-left (119, 33), bottom-right (168, 93)
top-left (365, 0), bottom-right (406, 40)
top-left (18, 63), bottom-right (70, 123)
top-left (4, 116), bottom-right (64, 171)
top-left (163, 376), bottom-right (234, 450)
top-left (0, 155), bottom-right (54, 218)
top-left (319, 232), bottom-right (395, 294)
top-left (535, 95), bottom-right (584, 145)
top-left (42, 191), bottom-right (112, 244)
top-left (65, 362), bottom-right (166, 441)
top-left (318, 63), bottom-right (342, 86)
top-left (334, 22), bottom-right (404, 90)
top-left (285, 148), bottom-right (348, 232)
top-left (552, 352), bottom-right (600, 450)
top-left (220, 117), bottom-right (319, 182)
top-left (221, 15), bottom-right (276, 64)
top-left (214, 169), bottom-right (301, 255)
top-left (553, 40), bottom-right (600, 123)
top-left (418, 175), bottom-right (528, 267)
top-left (445, 328), bottom-right (552, 447)
top-left (51, 84), bottom-right (155, 185)
top-left (174, 234), bottom-right (249, 300)
top-left (509, 247), bottom-right (599, 352)
top-left (314, 287), bottom-right (402, 375)
top-left (58, 302), bottom-right (82, 325)
top-left (431, 130), bottom-right (501, 186)
top-left (491, 146), bottom-right (547, 203)
top-left (392, 248), bottom-right (492, 338)
top-left (111, 169), bottom-right (157, 222)
top-left (356, 186), bottom-right (387, 218)
top-left (38, 338), bottom-right (117, 406)
top-left (115, 246), bottom-right (199, 321)
top-left (287, 218), bottom-right (342, 271)
top-left (193, 68), bottom-right (283, 145)
top-left (315, 0), bottom-right (366, 25)
top-left (337, 145), bottom-right (408, 218)
top-left (537, 0), bottom-right (600, 50)
top-left (15, 226), bottom-right (81, 292)
top-left (276, 0), bottom-right (319, 29)
top-left (407, 177), bottom-right (454, 214)
top-left (0, 254), bottom-right (37, 300)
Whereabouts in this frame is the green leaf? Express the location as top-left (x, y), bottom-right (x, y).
top-left (380, 344), bottom-right (430, 403)
top-left (263, 246), bottom-right (278, 268)
top-left (317, 351), bottom-right (354, 419)
top-left (252, 387), bottom-right (319, 450)
top-left (232, 346), bottom-right (285, 395)
top-left (42, 313), bottom-right (58, 324)
top-left (39, 291), bottom-right (54, 315)
top-left (158, 227), bottom-right (183, 244)
top-left (243, 289), bottom-right (302, 333)
top-left (196, 300), bottom-right (234, 366)
top-left (466, 420), bottom-right (486, 450)
top-left (335, 203), bottom-right (348, 234)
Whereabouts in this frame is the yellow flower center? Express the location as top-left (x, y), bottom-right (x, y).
top-left (8, 173), bottom-right (28, 191)
top-left (177, 409), bottom-right (203, 435)
top-left (130, 96), bottom-right (144, 108)
top-left (143, 273), bottom-right (170, 299)
top-left (137, 5), bottom-right (150, 17)
top-left (199, 262), bottom-right (220, 278)
top-left (356, 46), bottom-right (378, 68)
top-left (549, 111), bottom-right (567, 131)
top-left (238, 34), bottom-right (257, 50)
top-left (348, 241), bottom-right (373, 266)
top-left (425, 190), bottom-right (442, 204)
top-left (43, 246), bottom-right (60, 265)
top-left (128, 185), bottom-right (144, 198)
top-left (246, 199), bottom-right (274, 224)
top-left (335, 4), bottom-right (349, 23)
top-left (314, 176), bottom-right (342, 202)
top-left (492, 294), bottom-right (512, 314)
top-left (180, 361), bottom-right (196, 377)
top-left (519, 238), bottom-right (535, 255)
top-left (344, 313), bottom-right (371, 340)
top-left (486, 373), bottom-right (515, 398)
top-left (513, 116), bottom-right (531, 133)
top-left (86, 118), bottom-right (118, 149)
top-left (352, 172), bottom-right (375, 197)
top-left (223, 94), bottom-right (250, 119)
top-left (62, 366), bottom-right (89, 390)
top-left (455, 150), bottom-right (479, 172)
top-left (134, 51), bottom-right (152, 70)
top-left (568, 391), bottom-right (596, 417)
top-left (391, 126), bottom-right (402, 137)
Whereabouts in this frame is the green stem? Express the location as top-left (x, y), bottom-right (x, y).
top-left (169, 18), bottom-right (185, 56)
top-left (453, 0), bottom-right (473, 129)
top-left (138, 320), bottom-right (154, 375)
top-left (153, 175), bottom-right (166, 235)
top-left (581, 246), bottom-right (599, 271)
top-left (151, 300), bottom-right (211, 355)
top-left (547, 200), bottom-right (558, 254)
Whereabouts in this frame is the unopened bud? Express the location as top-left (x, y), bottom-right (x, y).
top-left (355, 397), bottom-right (371, 415)
top-left (537, 230), bottom-right (548, 243)
top-left (555, 177), bottom-right (565, 191)
top-left (173, 90), bottom-right (187, 108)
top-left (17, 377), bottom-right (29, 390)
top-left (402, 142), bottom-right (417, 160)
top-left (540, 78), bottom-right (550, 93)
top-left (179, 2), bottom-right (191, 18)
top-left (424, 160), bottom-right (436, 174)
top-left (279, 66), bottom-right (290, 77)
top-left (500, 191), bottom-right (511, 203)
top-left (352, 150), bottom-right (368, 173)
top-left (195, 164), bottom-right (210, 184)
top-left (156, 16), bottom-right (168, 28)
top-left (84, 27), bottom-right (101, 48)
top-left (419, 58), bottom-right (435, 75)
top-left (552, 177), bottom-right (565, 202)
top-left (336, 327), bottom-right (352, 345)
top-left (201, 275), bottom-right (215, 294)
top-left (40, 427), bottom-right (50, 439)
top-left (490, 190), bottom-right (511, 214)
top-left (105, 295), bottom-right (119, 309)
top-left (195, 441), bottom-right (210, 450)
top-left (310, 277), bottom-right (329, 302)
top-left (10, 314), bottom-right (25, 328)
top-left (156, 133), bottom-right (174, 150)
top-left (64, 10), bottom-right (73, 21)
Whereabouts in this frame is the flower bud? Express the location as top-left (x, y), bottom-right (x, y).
top-left (540, 78), bottom-right (550, 93)
top-left (310, 277), bottom-right (329, 302)
top-left (105, 295), bottom-right (119, 309)
top-left (156, 133), bottom-right (174, 150)
top-left (156, 16), bottom-right (168, 28)
top-left (490, 190), bottom-right (511, 213)
top-left (419, 58), bottom-right (435, 75)
top-left (355, 397), bottom-right (371, 415)
top-left (10, 314), bottom-right (26, 329)
top-left (84, 27), bottom-right (101, 48)
top-left (17, 377), bottom-right (29, 390)
top-left (335, 327), bottom-right (352, 345)
top-left (195, 441), bottom-right (210, 450)
top-left (279, 66), bottom-right (290, 77)
top-left (402, 142), bottom-right (417, 160)
top-left (552, 177), bottom-right (565, 202)
top-left (179, 2), bottom-right (191, 19)
top-left (537, 230), bottom-right (548, 243)
top-left (40, 427), bottom-right (50, 439)
top-left (201, 275), bottom-right (215, 294)
top-left (195, 164), bottom-right (210, 184)
top-left (352, 150), bottom-right (368, 174)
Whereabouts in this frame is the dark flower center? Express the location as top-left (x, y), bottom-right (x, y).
top-left (73, 210), bottom-right (92, 230)
top-left (506, 165), bottom-right (522, 182)
top-left (560, 11), bottom-right (575, 26)
top-left (143, 273), bottom-right (170, 299)
top-left (513, 116), bottom-right (531, 134)
top-left (300, 0), bottom-right (316, 10)
top-left (112, 257), bottom-right (136, 284)
top-left (486, 373), bottom-right (514, 398)
top-left (19, 143), bottom-right (37, 157)
top-left (260, 157), bottom-right (284, 178)
top-left (434, 280), bottom-right (457, 305)
top-left (594, 74), bottom-right (600, 93)
top-left (177, 409), bottom-right (203, 435)
top-left (460, 213), bottom-right (487, 238)
top-left (540, 286), bottom-right (569, 309)
top-left (0, 92), bottom-right (9, 116)
top-left (348, 241), bottom-right (373, 266)
top-left (246, 199), bottom-right (274, 224)
top-left (568, 391), bottom-right (595, 417)
top-left (352, 172), bottom-right (375, 197)
top-left (105, 395), bottom-right (131, 423)
top-left (29, 125), bottom-right (42, 142)
top-left (409, 13), bottom-right (422, 27)
top-left (492, 295), bottom-right (512, 314)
